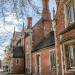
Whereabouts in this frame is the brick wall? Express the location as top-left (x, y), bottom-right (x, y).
top-left (32, 21), bottom-right (44, 47)
top-left (24, 0), bottom-right (54, 75)
top-left (32, 48), bottom-right (56, 75)
top-left (56, 0), bottom-right (75, 75)
top-left (11, 58), bottom-right (24, 73)
top-left (32, 0), bottom-right (52, 47)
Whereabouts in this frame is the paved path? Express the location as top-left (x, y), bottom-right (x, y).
top-left (7, 73), bottom-right (26, 75)
top-left (0, 69), bottom-right (27, 75)
top-left (0, 71), bottom-right (8, 75)
top-left (0, 71), bottom-right (26, 75)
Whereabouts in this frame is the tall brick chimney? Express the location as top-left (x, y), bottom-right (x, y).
top-left (42, 0), bottom-right (49, 11)
top-left (42, 0), bottom-right (52, 37)
top-left (27, 17), bottom-right (32, 29)
top-left (42, 0), bottom-right (50, 20)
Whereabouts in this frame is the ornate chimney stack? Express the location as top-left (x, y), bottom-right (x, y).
top-left (27, 17), bottom-right (32, 29)
top-left (42, 0), bottom-right (49, 11)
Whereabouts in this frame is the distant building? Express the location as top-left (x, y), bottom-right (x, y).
top-left (10, 31), bottom-right (24, 73)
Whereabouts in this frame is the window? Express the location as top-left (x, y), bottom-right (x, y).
top-left (16, 58), bottom-right (20, 64)
top-left (35, 55), bottom-right (41, 73)
top-left (36, 55), bottom-right (40, 73)
top-left (65, 44), bottom-right (75, 70)
top-left (50, 51), bottom-right (56, 70)
top-left (65, 0), bottom-right (74, 25)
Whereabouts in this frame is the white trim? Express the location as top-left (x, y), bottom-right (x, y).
top-left (54, 24), bottom-right (59, 75)
top-left (64, 39), bottom-right (75, 45)
top-left (64, 4), bottom-right (68, 28)
top-left (35, 53), bottom-right (41, 75)
top-left (49, 49), bottom-right (56, 70)
top-left (49, 51), bottom-right (51, 70)
top-left (60, 45), bottom-right (64, 75)
top-left (49, 49), bottom-right (55, 52)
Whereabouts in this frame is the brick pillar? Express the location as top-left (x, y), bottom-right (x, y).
top-left (42, 0), bottom-right (52, 37)
top-left (56, 0), bottom-right (65, 75)
top-left (27, 17), bottom-right (32, 29)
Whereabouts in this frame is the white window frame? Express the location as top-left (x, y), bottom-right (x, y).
top-left (35, 53), bottom-right (41, 74)
top-left (49, 49), bottom-right (56, 70)
top-left (16, 58), bottom-right (20, 65)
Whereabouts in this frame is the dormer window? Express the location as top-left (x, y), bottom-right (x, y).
top-left (65, 0), bottom-right (74, 26)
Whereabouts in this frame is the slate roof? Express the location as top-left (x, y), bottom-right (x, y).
top-left (13, 46), bottom-right (24, 58)
top-left (32, 31), bottom-right (55, 52)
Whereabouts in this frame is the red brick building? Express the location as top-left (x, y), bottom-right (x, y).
top-left (56, 0), bottom-right (75, 75)
top-left (10, 0), bottom-right (75, 75)
top-left (24, 0), bottom-right (56, 75)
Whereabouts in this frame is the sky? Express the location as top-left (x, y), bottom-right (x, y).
top-left (0, 0), bottom-right (56, 60)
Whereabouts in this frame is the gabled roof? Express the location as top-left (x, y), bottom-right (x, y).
top-left (32, 31), bottom-right (55, 52)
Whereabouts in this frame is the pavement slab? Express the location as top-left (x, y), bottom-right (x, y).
top-left (0, 71), bottom-right (27, 75)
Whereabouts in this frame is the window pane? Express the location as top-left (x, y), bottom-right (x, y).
top-left (65, 45), bottom-right (70, 69)
top-left (16, 58), bottom-right (19, 64)
top-left (36, 55), bottom-right (40, 73)
top-left (65, 45), bottom-right (75, 70)
top-left (70, 2), bottom-right (74, 22)
top-left (69, 46), bottom-right (75, 67)
top-left (50, 51), bottom-right (56, 70)
top-left (66, 0), bottom-right (74, 24)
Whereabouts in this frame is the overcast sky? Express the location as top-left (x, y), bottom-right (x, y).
top-left (0, 0), bottom-right (56, 60)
